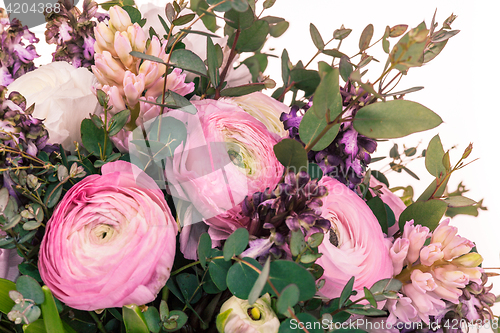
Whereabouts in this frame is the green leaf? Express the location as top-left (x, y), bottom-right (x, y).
top-left (129, 51), bottom-right (165, 65)
top-left (195, 1), bottom-right (217, 32)
top-left (424, 40), bottom-right (448, 63)
top-left (281, 49), bottom-right (290, 86)
top-left (425, 135), bottom-right (446, 177)
top-left (122, 6), bottom-right (142, 25)
top-left (224, 7), bottom-right (254, 29)
top-left (207, 0), bottom-right (232, 11)
top-left (269, 20), bottom-right (289, 38)
top-left (310, 23), bottom-right (324, 50)
top-left (311, 64), bottom-right (342, 119)
top-left (339, 276), bottom-right (355, 306)
top-left (322, 48), bottom-right (348, 58)
top-left (170, 49), bottom-right (208, 77)
top-left (383, 86), bottom-right (424, 97)
top-left (206, 37), bottom-right (220, 88)
top-left (390, 22), bottom-right (428, 71)
top-left (359, 24), bottom-right (374, 50)
top-left (16, 275), bottom-right (44, 304)
top-left (81, 119), bottom-right (113, 157)
top-left (155, 90), bottom-right (198, 114)
top-left (290, 68), bottom-right (320, 96)
top-left (279, 313), bottom-right (323, 333)
top-left (346, 307), bottom-right (387, 316)
top-left (40, 286), bottom-right (65, 333)
top-left (235, 20), bottom-right (270, 52)
top-left (18, 263), bottom-right (42, 283)
top-left (163, 310), bottom-right (188, 332)
top-left (108, 109), bottom-right (131, 137)
top-left (364, 287), bottom-right (377, 307)
top-left (367, 196), bottom-right (388, 234)
top-left (290, 230), bottom-right (306, 256)
top-left (264, 260), bottom-right (316, 301)
top-left (333, 27), bottom-right (352, 40)
top-left (231, 0), bottom-right (248, 12)
top-left (398, 199), bottom-right (448, 232)
top-left (172, 13), bottom-right (195, 26)
top-left (353, 100), bottom-right (442, 139)
top-left (443, 196), bottom-right (477, 208)
top-left (226, 258), bottom-right (262, 299)
top-left (308, 163), bottom-right (323, 181)
top-left (339, 56), bottom-right (353, 82)
top-left (370, 278), bottom-right (403, 301)
top-left (220, 83), bottom-right (266, 97)
top-left (299, 107), bottom-right (340, 151)
top-left (223, 228), bottom-right (249, 260)
top-left (198, 233), bottom-right (212, 269)
top-left (263, 0), bottom-right (276, 8)
top-left (273, 139), bottom-right (308, 173)
top-left (276, 284), bottom-right (299, 314)
top-left (208, 249), bottom-right (231, 290)
top-left (417, 178), bottom-right (448, 202)
top-left (307, 232), bottom-right (324, 248)
top-left (176, 273), bottom-right (202, 304)
top-left (123, 304), bottom-right (149, 333)
top-left (248, 256), bottom-right (270, 305)
top-left (0, 278), bottom-right (16, 314)
top-left (143, 307), bottom-right (160, 333)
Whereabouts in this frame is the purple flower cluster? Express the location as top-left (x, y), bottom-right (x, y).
top-left (280, 82), bottom-right (377, 189)
top-left (241, 171), bottom-right (329, 262)
top-left (44, 0), bottom-right (107, 68)
top-left (0, 11), bottom-right (39, 86)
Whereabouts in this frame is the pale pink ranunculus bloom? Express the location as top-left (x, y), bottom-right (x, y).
top-left (316, 176), bottom-right (393, 299)
top-left (162, 100), bottom-right (283, 243)
top-left (369, 176), bottom-right (407, 236)
top-left (38, 161), bottom-right (177, 310)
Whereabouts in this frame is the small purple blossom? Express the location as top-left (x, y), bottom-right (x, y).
top-left (44, 0), bottom-right (107, 68)
top-left (0, 16), bottom-right (39, 86)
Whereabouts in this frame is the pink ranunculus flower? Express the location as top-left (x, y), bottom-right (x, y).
top-left (38, 161), bottom-right (177, 311)
top-left (162, 99), bottom-right (283, 241)
top-left (316, 176), bottom-right (393, 299)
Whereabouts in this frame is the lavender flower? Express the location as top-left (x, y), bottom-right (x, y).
top-left (44, 0), bottom-right (107, 68)
top-left (241, 171), bottom-right (329, 262)
top-left (0, 14), bottom-right (39, 86)
top-left (280, 82), bottom-right (377, 189)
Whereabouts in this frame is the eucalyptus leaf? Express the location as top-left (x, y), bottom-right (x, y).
top-left (170, 49), bottom-right (208, 77)
top-left (223, 228), bottom-right (249, 260)
top-left (276, 284), bottom-right (300, 314)
top-left (398, 199), bottom-right (448, 232)
top-left (299, 107), bottom-right (340, 151)
top-left (263, 260), bottom-right (316, 301)
top-left (220, 83), bottom-right (266, 97)
top-left (359, 24), bottom-right (374, 50)
top-left (226, 258), bottom-right (262, 299)
top-left (425, 135), bottom-right (446, 178)
top-left (279, 313), bottom-right (323, 333)
top-left (310, 23), bottom-right (324, 50)
top-left (108, 109), bottom-right (131, 137)
top-left (248, 256), bottom-right (270, 305)
top-left (206, 37), bottom-right (220, 88)
top-left (443, 196), bottom-right (477, 208)
top-left (273, 139), bottom-right (308, 173)
top-left (234, 20), bottom-right (270, 52)
top-left (198, 233), bottom-right (212, 269)
top-left (353, 100), bottom-right (442, 139)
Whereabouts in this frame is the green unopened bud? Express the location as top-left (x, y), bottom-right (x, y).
top-left (217, 294), bottom-right (279, 333)
top-left (452, 252), bottom-right (483, 268)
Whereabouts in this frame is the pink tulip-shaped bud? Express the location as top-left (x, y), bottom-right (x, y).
top-left (451, 252), bottom-right (483, 268)
top-left (145, 68), bottom-right (194, 99)
top-left (127, 24), bottom-right (147, 52)
top-left (411, 269), bottom-right (437, 293)
top-left (432, 265), bottom-right (468, 303)
top-left (431, 218), bottom-right (457, 248)
top-left (101, 85), bottom-right (126, 114)
top-left (401, 284), bottom-right (446, 324)
top-left (457, 266), bottom-right (482, 284)
top-left (442, 235), bottom-right (474, 260)
top-left (139, 61), bottom-right (161, 88)
top-left (146, 36), bottom-right (167, 61)
top-left (390, 237), bottom-right (409, 275)
top-left (114, 31), bottom-right (134, 69)
top-left (386, 295), bottom-right (419, 325)
top-left (94, 21), bottom-right (116, 56)
top-left (419, 243), bottom-right (444, 266)
top-left (123, 71), bottom-right (145, 107)
top-left (108, 6), bottom-right (132, 32)
top-left (402, 220), bottom-right (429, 265)
top-left (93, 51), bottom-right (126, 86)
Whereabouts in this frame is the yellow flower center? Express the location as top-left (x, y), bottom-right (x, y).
top-left (248, 307), bottom-right (261, 321)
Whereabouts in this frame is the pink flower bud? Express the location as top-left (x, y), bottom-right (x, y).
top-left (145, 68), bottom-right (194, 99)
top-left (93, 51), bottom-right (126, 86)
top-left (442, 236), bottom-right (474, 260)
top-left (451, 253), bottom-right (483, 268)
top-left (139, 61), bottom-right (161, 88)
top-left (390, 238), bottom-right (409, 275)
top-left (146, 36), bottom-right (167, 60)
top-left (108, 6), bottom-right (132, 32)
top-left (401, 284), bottom-right (446, 324)
top-left (136, 97), bottom-right (161, 127)
top-left (458, 266), bottom-right (483, 284)
top-left (114, 31), bottom-right (134, 69)
top-left (411, 269), bottom-right (437, 293)
top-left (123, 71), bottom-right (145, 107)
top-left (402, 220), bottom-right (429, 265)
top-left (419, 243), bottom-right (444, 266)
top-left (431, 218), bottom-right (457, 247)
top-left (101, 85), bottom-right (126, 114)
top-left (128, 24), bottom-right (147, 52)
top-left (94, 22), bottom-right (116, 56)
top-left (386, 295), bottom-right (418, 325)
top-left (432, 265), bottom-right (468, 303)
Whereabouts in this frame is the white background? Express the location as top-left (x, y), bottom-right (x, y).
top-left (2, 0), bottom-right (499, 329)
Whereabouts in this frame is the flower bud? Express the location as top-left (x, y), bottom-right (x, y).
top-left (431, 218), bottom-right (457, 247)
top-left (108, 6), bottom-right (132, 32)
top-left (451, 252), bottom-right (483, 269)
top-left (411, 269), bottom-right (437, 293)
top-left (127, 24), bottom-right (147, 52)
top-left (390, 237), bottom-right (409, 275)
top-left (216, 294), bottom-right (279, 333)
top-left (94, 22), bottom-right (116, 56)
top-left (93, 51), bottom-right (126, 86)
top-left (442, 235), bottom-right (474, 260)
top-left (402, 220), bottom-right (429, 265)
top-left (419, 243), bottom-right (444, 266)
top-left (114, 31), bottom-right (134, 69)
top-left (123, 71), bottom-right (145, 107)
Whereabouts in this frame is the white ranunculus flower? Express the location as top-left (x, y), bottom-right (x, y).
top-left (217, 294), bottom-right (280, 333)
top-left (8, 61), bottom-right (101, 151)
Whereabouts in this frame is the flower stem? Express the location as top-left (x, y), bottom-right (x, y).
top-left (171, 261), bottom-right (200, 276)
top-left (89, 311), bottom-right (107, 333)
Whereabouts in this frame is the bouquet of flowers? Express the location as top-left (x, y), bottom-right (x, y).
top-left (0, 0), bottom-right (496, 332)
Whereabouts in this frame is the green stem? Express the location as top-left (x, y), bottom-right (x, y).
top-left (171, 261), bottom-right (200, 276)
top-left (89, 311), bottom-right (108, 333)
